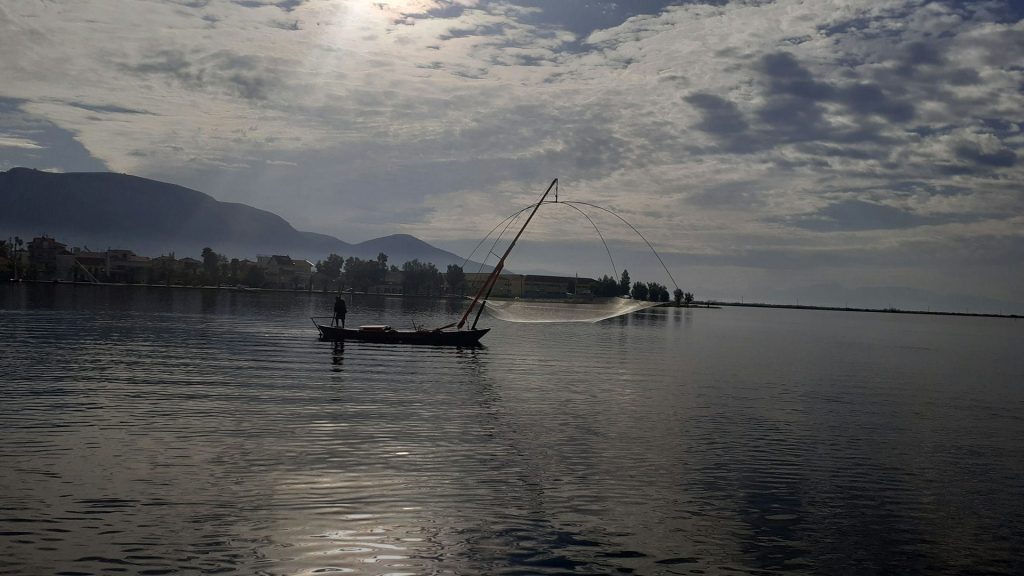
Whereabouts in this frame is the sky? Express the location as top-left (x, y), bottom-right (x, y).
top-left (1, 0), bottom-right (1022, 313)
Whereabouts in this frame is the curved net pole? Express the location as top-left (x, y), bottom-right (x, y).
top-left (457, 178), bottom-right (558, 330)
top-left (543, 201), bottom-right (618, 281)
top-left (559, 201), bottom-right (680, 292)
top-left (462, 206), bottom-right (532, 274)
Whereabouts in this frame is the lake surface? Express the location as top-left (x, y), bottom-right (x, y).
top-left (1, 283), bottom-right (1022, 575)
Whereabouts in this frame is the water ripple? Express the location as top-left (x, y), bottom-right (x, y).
top-left (2, 287), bottom-right (1023, 575)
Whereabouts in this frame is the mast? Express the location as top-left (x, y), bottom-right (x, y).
top-left (454, 178), bottom-right (558, 330)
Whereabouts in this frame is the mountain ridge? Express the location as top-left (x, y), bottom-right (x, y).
top-left (0, 167), bottom-right (469, 268)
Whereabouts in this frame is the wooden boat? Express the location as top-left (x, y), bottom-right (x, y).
top-left (311, 319), bottom-right (489, 346)
top-left (311, 179), bottom-right (558, 346)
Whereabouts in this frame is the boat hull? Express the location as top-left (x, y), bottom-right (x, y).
top-left (314, 321), bottom-right (488, 346)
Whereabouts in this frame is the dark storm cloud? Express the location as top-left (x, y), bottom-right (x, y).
top-left (67, 101), bottom-right (155, 115)
top-left (969, 26), bottom-right (1024, 67)
top-left (822, 6), bottom-right (1022, 128)
top-left (817, 15), bottom-right (872, 37)
top-left (834, 83), bottom-right (914, 123)
top-left (904, 41), bottom-right (944, 67)
top-left (410, 94), bottom-right (678, 179)
top-left (937, 0), bottom-right (1024, 23)
top-left (231, 0), bottom-right (305, 11)
top-left (791, 143), bottom-right (883, 161)
top-left (664, 231), bottom-right (1024, 271)
top-left (758, 52), bottom-right (916, 124)
top-left (439, 23), bottom-right (510, 41)
top-left (755, 94), bottom-right (831, 142)
top-left (269, 19), bottom-right (301, 31)
top-left (859, 180), bottom-right (973, 198)
top-left (683, 93), bottom-right (757, 153)
top-left (508, 0), bottom-right (681, 40)
top-left (871, 37), bottom-right (983, 93)
top-left (402, 0), bottom-right (683, 47)
top-left (785, 199), bottom-right (982, 232)
top-left (408, 1), bottom-right (667, 69)
top-left (757, 52), bottom-right (835, 100)
top-left (450, 68), bottom-right (489, 80)
top-left (953, 140), bottom-right (1017, 168)
top-left (395, 0), bottom-right (692, 61)
top-left (561, 124), bottom-right (638, 171)
top-left (878, 39), bottom-right (949, 80)
top-left (945, 67), bottom-right (981, 86)
top-left (685, 93), bottom-right (749, 136)
top-left (0, 98), bottom-right (108, 172)
top-left (126, 49), bottom-right (192, 77)
top-left (166, 0), bottom-right (212, 8)
top-left (686, 180), bottom-right (768, 209)
top-left (792, 200), bottom-right (919, 231)
top-left (686, 51), bottom-right (918, 156)
top-left (124, 49), bottom-right (286, 101)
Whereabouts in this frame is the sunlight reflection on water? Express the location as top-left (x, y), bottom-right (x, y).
top-left (1, 284), bottom-right (1022, 575)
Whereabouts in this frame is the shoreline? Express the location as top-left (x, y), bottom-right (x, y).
top-left (706, 300), bottom-right (1021, 320)
top-left (3, 279), bottom-right (1020, 319)
top-left (0, 278), bottom-right (467, 300)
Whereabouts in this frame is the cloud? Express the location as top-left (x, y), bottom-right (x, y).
top-left (757, 52), bottom-right (836, 101)
top-left (0, 98), bottom-right (108, 172)
top-left (124, 48), bottom-right (289, 101)
top-left (785, 199), bottom-right (981, 232)
top-left (231, 0), bottom-right (307, 11)
top-left (833, 83), bottom-right (915, 123)
top-left (683, 93), bottom-right (753, 152)
top-left (66, 102), bottom-right (155, 115)
top-left (0, 135), bottom-right (43, 150)
top-left (952, 133), bottom-right (1017, 168)
top-left (1, 0), bottom-right (1022, 311)
top-left (686, 180), bottom-right (769, 210)
top-left (683, 48), bottom-right (923, 157)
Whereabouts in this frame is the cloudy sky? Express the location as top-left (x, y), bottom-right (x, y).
top-left (2, 0), bottom-right (1022, 312)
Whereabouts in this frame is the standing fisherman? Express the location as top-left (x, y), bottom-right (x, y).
top-left (333, 295), bottom-right (347, 328)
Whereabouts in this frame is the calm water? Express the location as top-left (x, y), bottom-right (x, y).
top-left (1, 283), bottom-right (1022, 576)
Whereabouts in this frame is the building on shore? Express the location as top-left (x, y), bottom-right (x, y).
top-left (257, 255), bottom-right (314, 289)
top-left (464, 273), bottom-right (595, 299)
top-left (464, 272), bottom-right (524, 298)
top-left (9, 234), bottom-right (595, 296)
top-left (59, 249), bottom-right (107, 282)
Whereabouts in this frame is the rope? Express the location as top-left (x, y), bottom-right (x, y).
top-left (463, 207), bottom-right (530, 275)
top-left (544, 202), bottom-right (618, 282)
top-left (553, 200), bottom-right (680, 292)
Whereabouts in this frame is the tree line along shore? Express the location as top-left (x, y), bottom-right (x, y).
top-left (2, 235), bottom-right (698, 304)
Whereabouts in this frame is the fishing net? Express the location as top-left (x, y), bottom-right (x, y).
top-left (463, 186), bottom-right (680, 325)
top-left (482, 297), bottom-right (661, 323)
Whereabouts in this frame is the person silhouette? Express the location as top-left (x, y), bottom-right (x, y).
top-left (333, 296), bottom-right (347, 328)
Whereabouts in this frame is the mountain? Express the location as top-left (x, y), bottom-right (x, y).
top-left (0, 167), bottom-right (469, 268)
top-left (353, 234), bottom-right (471, 271)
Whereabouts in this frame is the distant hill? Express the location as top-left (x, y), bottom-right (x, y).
top-left (352, 234), bottom-right (472, 271)
top-left (0, 167), bottom-right (470, 268)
